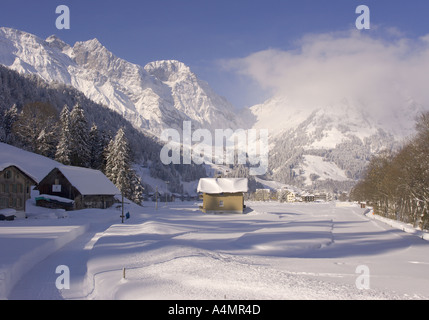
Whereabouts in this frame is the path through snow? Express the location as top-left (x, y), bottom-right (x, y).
top-left (6, 201), bottom-right (429, 300)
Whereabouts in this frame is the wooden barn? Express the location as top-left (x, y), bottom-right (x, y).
top-left (36, 166), bottom-right (120, 210)
top-left (197, 178), bottom-right (248, 214)
top-left (0, 164), bottom-right (37, 212)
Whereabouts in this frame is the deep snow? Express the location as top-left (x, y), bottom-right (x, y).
top-left (2, 200), bottom-right (429, 300)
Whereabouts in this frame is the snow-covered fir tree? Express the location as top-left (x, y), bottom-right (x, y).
top-left (55, 105), bottom-right (72, 165)
top-left (0, 121), bottom-right (3, 143)
top-left (0, 104), bottom-right (18, 144)
top-left (36, 127), bottom-right (57, 158)
top-left (69, 103), bottom-right (90, 167)
top-left (13, 102), bottom-right (58, 154)
top-left (130, 172), bottom-right (145, 206)
top-left (89, 123), bottom-right (104, 170)
top-left (105, 127), bottom-right (143, 204)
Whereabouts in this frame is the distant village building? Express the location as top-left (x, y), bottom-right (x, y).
top-left (36, 166), bottom-right (120, 210)
top-left (277, 188), bottom-right (296, 203)
top-left (0, 164), bottom-right (37, 212)
top-left (314, 192), bottom-right (329, 202)
top-left (301, 193), bottom-right (315, 202)
top-left (197, 178), bottom-right (248, 214)
top-left (286, 191), bottom-right (296, 203)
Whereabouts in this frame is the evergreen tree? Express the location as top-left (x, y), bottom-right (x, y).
top-left (130, 172), bottom-right (145, 205)
top-left (37, 128), bottom-right (58, 158)
top-left (104, 138), bottom-right (116, 181)
top-left (0, 104), bottom-right (18, 144)
top-left (12, 102), bottom-right (58, 154)
top-left (105, 128), bottom-right (132, 195)
top-left (89, 123), bottom-right (104, 170)
top-left (69, 104), bottom-right (90, 167)
top-left (105, 128), bottom-right (143, 204)
top-left (0, 121), bottom-right (4, 143)
top-left (100, 130), bottom-right (114, 174)
top-left (55, 106), bottom-right (72, 165)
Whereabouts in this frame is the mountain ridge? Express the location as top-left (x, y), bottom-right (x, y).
top-left (0, 27), bottom-right (241, 136)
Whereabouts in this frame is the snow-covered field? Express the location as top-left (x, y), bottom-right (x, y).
top-left (2, 200), bottom-right (429, 300)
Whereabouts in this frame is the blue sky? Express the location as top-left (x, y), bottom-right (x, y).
top-left (1, 0), bottom-right (428, 108)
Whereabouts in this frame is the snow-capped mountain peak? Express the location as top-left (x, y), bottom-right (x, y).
top-left (145, 60), bottom-right (193, 83)
top-left (45, 34), bottom-right (70, 52)
top-left (0, 28), bottom-right (241, 136)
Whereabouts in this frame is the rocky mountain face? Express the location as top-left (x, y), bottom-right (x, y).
top-left (0, 27), bottom-right (242, 136)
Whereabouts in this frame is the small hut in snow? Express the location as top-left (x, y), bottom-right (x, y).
top-left (36, 166), bottom-right (120, 210)
top-left (197, 178), bottom-right (248, 214)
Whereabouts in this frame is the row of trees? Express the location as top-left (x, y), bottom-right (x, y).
top-left (350, 113), bottom-right (429, 230)
top-left (56, 104), bottom-right (145, 204)
top-left (55, 104), bottom-right (105, 168)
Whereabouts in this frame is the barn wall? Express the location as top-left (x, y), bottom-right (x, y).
top-left (202, 193), bottom-right (244, 213)
top-left (37, 169), bottom-right (77, 200)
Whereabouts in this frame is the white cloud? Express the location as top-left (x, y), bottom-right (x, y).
top-left (225, 29), bottom-right (429, 115)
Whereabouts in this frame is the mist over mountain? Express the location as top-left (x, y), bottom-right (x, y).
top-left (231, 29), bottom-right (429, 191)
top-left (248, 95), bottom-right (423, 191)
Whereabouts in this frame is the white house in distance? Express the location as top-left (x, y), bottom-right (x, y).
top-left (197, 178), bottom-right (248, 214)
top-left (286, 191), bottom-right (296, 203)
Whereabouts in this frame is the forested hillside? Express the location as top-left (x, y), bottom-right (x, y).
top-left (0, 65), bottom-right (207, 199)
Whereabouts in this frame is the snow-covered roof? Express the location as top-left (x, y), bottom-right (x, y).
top-left (197, 178), bottom-right (248, 194)
top-left (0, 163), bottom-right (38, 183)
top-left (55, 166), bottom-right (120, 196)
top-left (0, 142), bottom-right (60, 183)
